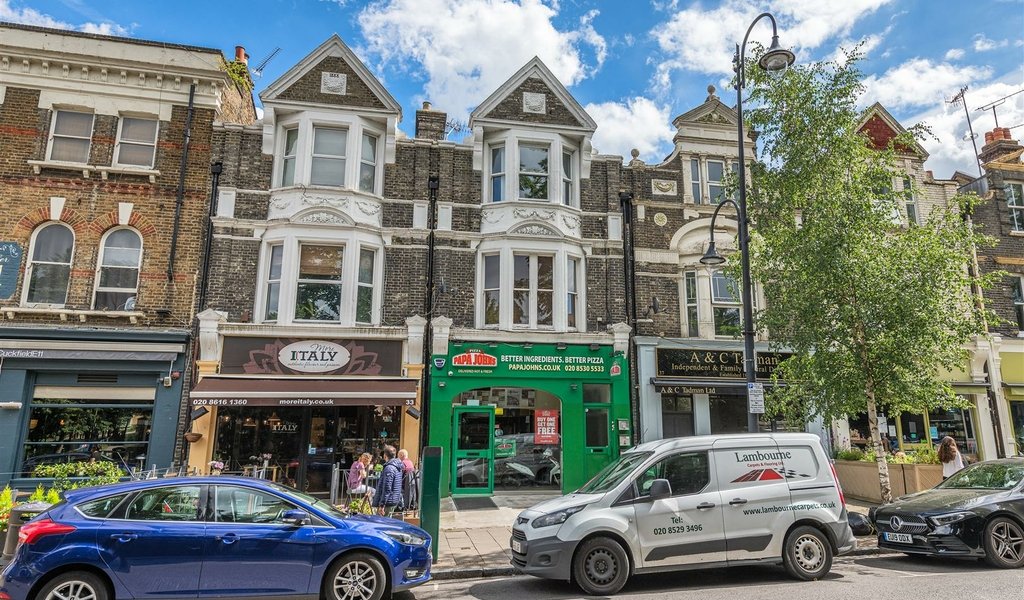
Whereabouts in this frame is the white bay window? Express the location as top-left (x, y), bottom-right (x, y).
top-left (273, 116), bottom-right (383, 194)
top-left (485, 134), bottom-right (578, 207)
top-left (477, 244), bottom-right (584, 331)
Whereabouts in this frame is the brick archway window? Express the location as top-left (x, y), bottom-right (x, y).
top-left (24, 222), bottom-right (75, 306)
top-left (93, 228), bottom-right (142, 311)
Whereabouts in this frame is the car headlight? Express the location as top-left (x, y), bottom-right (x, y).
top-left (532, 505), bottom-right (587, 528)
top-left (928, 512), bottom-right (973, 527)
top-left (384, 530), bottom-right (428, 546)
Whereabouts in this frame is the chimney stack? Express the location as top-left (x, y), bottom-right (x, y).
top-left (979, 126), bottom-right (1021, 164)
top-left (415, 101), bottom-right (447, 142)
top-left (234, 46), bottom-right (248, 65)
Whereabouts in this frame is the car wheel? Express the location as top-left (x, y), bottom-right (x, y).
top-left (983, 516), bottom-right (1024, 569)
top-left (36, 571), bottom-right (109, 600)
top-left (572, 536), bottom-right (630, 596)
top-left (323, 552), bottom-right (387, 600)
top-left (783, 526), bottom-right (833, 581)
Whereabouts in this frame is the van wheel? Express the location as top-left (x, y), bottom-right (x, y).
top-left (36, 571), bottom-right (110, 600)
top-left (783, 526), bottom-right (833, 581)
top-left (983, 517), bottom-right (1024, 568)
top-left (572, 536), bottom-right (630, 595)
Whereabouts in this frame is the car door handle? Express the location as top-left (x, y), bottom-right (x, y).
top-left (109, 533), bottom-right (138, 542)
top-left (216, 533), bottom-right (240, 544)
top-left (696, 502), bottom-right (716, 510)
top-left (729, 498), bottom-right (748, 506)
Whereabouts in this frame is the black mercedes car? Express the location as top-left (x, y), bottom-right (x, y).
top-left (873, 458), bottom-right (1024, 568)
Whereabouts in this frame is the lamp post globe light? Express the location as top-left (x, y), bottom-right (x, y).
top-left (700, 12), bottom-right (794, 433)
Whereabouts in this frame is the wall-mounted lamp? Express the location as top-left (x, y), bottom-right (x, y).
top-left (589, 343), bottom-right (601, 351)
top-left (644, 296), bottom-right (663, 318)
top-left (189, 406), bottom-right (210, 421)
top-left (0, 402), bottom-right (23, 410)
top-left (523, 343), bottom-right (533, 349)
top-left (406, 406), bottom-right (422, 419)
top-left (556, 343), bottom-right (567, 350)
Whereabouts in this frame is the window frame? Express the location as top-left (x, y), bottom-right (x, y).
top-left (47, 109), bottom-right (94, 164)
top-left (92, 227), bottom-right (143, 311)
top-left (710, 269), bottom-right (742, 338)
top-left (903, 176), bottom-right (919, 226)
top-left (518, 142), bottom-right (551, 202)
top-left (476, 245), bottom-right (585, 331)
top-left (707, 159), bottom-right (727, 205)
top-left (1007, 182), bottom-right (1024, 232)
top-left (489, 144), bottom-right (506, 203)
top-left (358, 132), bottom-right (379, 194)
top-left (23, 222), bottom-right (76, 308)
top-left (113, 116), bottom-right (159, 169)
top-left (567, 256), bottom-right (580, 330)
top-left (683, 270), bottom-right (699, 337)
top-left (512, 253), bottom-right (555, 329)
top-left (309, 126), bottom-right (349, 187)
top-left (280, 126), bottom-right (299, 187)
top-left (263, 244), bottom-right (284, 322)
top-left (633, 450), bottom-right (711, 499)
top-left (293, 243), bottom-right (345, 323)
top-left (1012, 276), bottom-right (1024, 332)
top-left (690, 158), bottom-right (702, 204)
top-left (482, 253), bottom-right (501, 327)
top-left (354, 246), bottom-right (376, 325)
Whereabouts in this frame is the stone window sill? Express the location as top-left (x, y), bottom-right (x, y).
top-left (5, 306), bottom-right (145, 323)
top-left (1009, 230), bottom-right (1024, 237)
top-left (27, 160), bottom-right (160, 183)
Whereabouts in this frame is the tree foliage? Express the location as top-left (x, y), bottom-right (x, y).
top-left (743, 46), bottom-right (995, 502)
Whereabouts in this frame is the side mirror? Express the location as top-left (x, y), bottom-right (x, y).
top-left (649, 479), bottom-right (672, 501)
top-left (282, 509), bottom-right (310, 526)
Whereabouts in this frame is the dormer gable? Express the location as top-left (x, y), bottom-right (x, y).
top-left (470, 57), bottom-right (596, 132)
top-left (857, 102), bottom-right (927, 158)
top-left (672, 85), bottom-right (738, 131)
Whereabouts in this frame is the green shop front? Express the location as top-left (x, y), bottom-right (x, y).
top-left (429, 342), bottom-right (630, 497)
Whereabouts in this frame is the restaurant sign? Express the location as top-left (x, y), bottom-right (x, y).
top-left (437, 343), bottom-right (623, 379)
top-left (222, 337), bottom-right (403, 376)
top-left (656, 348), bottom-right (791, 380)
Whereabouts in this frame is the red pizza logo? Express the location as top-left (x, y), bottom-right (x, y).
top-left (451, 351), bottom-right (497, 367)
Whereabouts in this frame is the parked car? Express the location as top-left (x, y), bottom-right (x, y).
top-left (511, 433), bottom-right (855, 595)
top-left (0, 476), bottom-right (431, 600)
top-left (872, 458), bottom-right (1024, 568)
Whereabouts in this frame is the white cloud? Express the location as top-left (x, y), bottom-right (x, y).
top-left (973, 34), bottom-right (1009, 52)
top-left (827, 32), bottom-right (885, 64)
top-left (0, 0), bottom-right (127, 35)
top-left (911, 75), bottom-right (1024, 178)
top-left (652, 0), bottom-right (894, 87)
top-left (357, 0), bottom-right (607, 120)
top-left (586, 97), bottom-right (675, 163)
top-left (860, 58), bottom-right (991, 111)
top-left (944, 48), bottom-right (965, 60)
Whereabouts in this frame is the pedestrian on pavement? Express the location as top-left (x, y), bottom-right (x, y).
top-left (372, 445), bottom-right (405, 517)
top-left (938, 436), bottom-right (965, 480)
top-left (398, 448), bottom-right (415, 473)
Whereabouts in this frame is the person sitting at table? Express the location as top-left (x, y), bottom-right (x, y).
top-left (347, 453), bottom-right (375, 500)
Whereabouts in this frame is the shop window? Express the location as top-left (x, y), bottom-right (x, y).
top-left (519, 143), bottom-right (549, 201)
top-left (585, 408), bottom-right (609, 447)
top-left (583, 383), bottom-right (611, 403)
top-left (683, 270), bottom-right (698, 337)
top-left (635, 451), bottom-right (709, 497)
top-left (294, 244), bottom-right (344, 321)
top-left (22, 396), bottom-right (152, 477)
top-left (661, 395), bottom-right (694, 438)
top-left (48, 110), bottom-right (94, 163)
top-left (490, 145), bottom-right (505, 202)
top-left (123, 485), bottom-right (201, 521)
top-left (928, 407), bottom-right (977, 456)
top-left (359, 133), bottom-right (377, 193)
top-left (1013, 277), bottom-right (1024, 331)
top-left (115, 117), bottom-right (158, 168)
top-left (711, 270), bottom-right (741, 337)
top-left (280, 127), bottom-right (298, 186)
top-left (900, 412), bottom-right (927, 445)
top-left (1007, 182), bottom-right (1023, 232)
top-left (264, 245), bottom-right (283, 321)
top-left (213, 486), bottom-right (297, 524)
top-left (25, 222), bottom-right (75, 306)
top-left (310, 127), bottom-right (347, 186)
top-left (93, 228), bottom-right (142, 311)
top-left (690, 158), bottom-right (702, 204)
top-left (709, 394), bottom-right (748, 434)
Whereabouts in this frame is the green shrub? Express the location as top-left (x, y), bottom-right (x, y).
top-left (0, 486), bottom-right (13, 532)
top-left (835, 448), bottom-right (865, 461)
top-left (32, 461), bottom-right (124, 491)
top-left (911, 445), bottom-right (940, 464)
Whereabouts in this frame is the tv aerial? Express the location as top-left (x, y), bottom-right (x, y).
top-left (251, 47), bottom-right (282, 79)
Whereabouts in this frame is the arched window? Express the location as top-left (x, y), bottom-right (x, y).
top-left (25, 223), bottom-right (74, 305)
top-left (94, 228), bottom-right (142, 311)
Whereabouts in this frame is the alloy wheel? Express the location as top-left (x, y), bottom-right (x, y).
top-left (794, 533), bottom-right (825, 572)
top-left (333, 560), bottom-right (379, 600)
top-left (584, 547), bottom-right (618, 584)
top-left (45, 580), bottom-right (98, 600)
top-left (991, 520), bottom-right (1024, 564)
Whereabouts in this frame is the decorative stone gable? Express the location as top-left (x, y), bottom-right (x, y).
top-left (481, 77), bottom-right (583, 127)
top-left (276, 56), bottom-right (387, 110)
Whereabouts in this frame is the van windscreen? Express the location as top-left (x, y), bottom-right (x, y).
top-left (577, 452), bottom-right (652, 494)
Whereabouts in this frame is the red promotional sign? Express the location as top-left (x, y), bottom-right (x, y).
top-left (451, 351), bottom-right (498, 367)
top-left (535, 409), bottom-right (559, 444)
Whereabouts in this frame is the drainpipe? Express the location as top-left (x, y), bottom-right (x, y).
top-left (619, 189), bottom-right (640, 437)
top-left (421, 175), bottom-right (440, 446)
top-left (167, 83), bottom-right (196, 281)
top-left (196, 161), bottom-right (223, 312)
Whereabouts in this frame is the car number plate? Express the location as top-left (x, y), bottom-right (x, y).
top-left (884, 532), bottom-right (913, 544)
top-left (511, 539), bottom-right (525, 553)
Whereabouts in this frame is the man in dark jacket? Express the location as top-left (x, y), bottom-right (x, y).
top-left (372, 445), bottom-right (404, 517)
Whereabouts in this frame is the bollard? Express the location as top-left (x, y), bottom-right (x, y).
top-left (419, 446), bottom-right (443, 562)
top-left (2, 501), bottom-right (52, 564)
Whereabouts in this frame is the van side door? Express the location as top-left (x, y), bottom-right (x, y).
top-left (712, 437), bottom-right (795, 562)
top-left (632, 450), bottom-right (727, 568)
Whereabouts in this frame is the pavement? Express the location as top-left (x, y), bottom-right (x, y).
top-left (431, 495), bottom-right (884, 581)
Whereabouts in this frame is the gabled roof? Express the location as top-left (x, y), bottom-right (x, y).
top-left (856, 102), bottom-right (927, 158)
top-left (259, 34), bottom-right (401, 118)
top-left (470, 56), bottom-right (596, 131)
top-left (672, 86), bottom-right (737, 128)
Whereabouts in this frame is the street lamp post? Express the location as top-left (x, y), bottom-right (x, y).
top-left (700, 12), bottom-right (794, 433)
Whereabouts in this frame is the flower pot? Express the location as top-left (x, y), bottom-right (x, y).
top-left (184, 432), bottom-right (203, 443)
top-left (211, 469), bottom-right (222, 476)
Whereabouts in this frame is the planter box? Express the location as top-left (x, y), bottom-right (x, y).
top-left (834, 460), bottom-right (943, 503)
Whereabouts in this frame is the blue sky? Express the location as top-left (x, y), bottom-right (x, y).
top-left (3, 0), bottom-right (1022, 177)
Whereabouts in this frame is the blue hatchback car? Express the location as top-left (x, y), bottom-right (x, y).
top-left (0, 476), bottom-right (431, 600)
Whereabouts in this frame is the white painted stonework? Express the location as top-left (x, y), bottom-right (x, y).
top-left (266, 187), bottom-right (382, 228)
top-left (479, 202), bottom-right (582, 238)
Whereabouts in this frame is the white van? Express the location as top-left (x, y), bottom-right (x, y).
top-left (510, 433), bottom-right (855, 595)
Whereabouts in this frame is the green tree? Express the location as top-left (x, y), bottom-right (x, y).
top-left (743, 47), bottom-right (994, 503)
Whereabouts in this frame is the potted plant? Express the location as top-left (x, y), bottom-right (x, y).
top-left (208, 460), bottom-right (224, 475)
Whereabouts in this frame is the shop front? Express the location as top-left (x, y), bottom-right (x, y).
top-left (429, 342), bottom-right (630, 497)
top-left (0, 328), bottom-right (190, 488)
top-left (635, 338), bottom-right (793, 441)
top-left (1002, 348), bottom-right (1024, 456)
top-left (188, 335), bottom-right (419, 496)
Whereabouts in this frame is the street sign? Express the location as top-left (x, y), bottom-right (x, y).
top-left (747, 382), bottom-right (765, 414)
top-left (0, 242), bottom-right (23, 300)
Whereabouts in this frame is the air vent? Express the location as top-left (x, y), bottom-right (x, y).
top-left (76, 373), bottom-right (119, 385)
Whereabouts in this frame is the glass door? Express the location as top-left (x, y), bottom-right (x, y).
top-left (452, 406), bottom-right (494, 496)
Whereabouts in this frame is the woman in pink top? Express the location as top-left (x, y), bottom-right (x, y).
top-left (347, 453), bottom-right (374, 497)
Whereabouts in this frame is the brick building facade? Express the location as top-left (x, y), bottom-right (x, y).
top-left (0, 22), bottom-right (254, 487)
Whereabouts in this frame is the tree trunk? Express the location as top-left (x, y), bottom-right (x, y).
top-left (865, 387), bottom-right (893, 504)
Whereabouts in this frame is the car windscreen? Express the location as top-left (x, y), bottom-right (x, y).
top-left (938, 462), bottom-right (1024, 490)
top-left (576, 452), bottom-right (652, 495)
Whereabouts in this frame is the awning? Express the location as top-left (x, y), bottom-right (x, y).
top-left (650, 378), bottom-right (784, 395)
top-left (1001, 351), bottom-right (1024, 399)
top-left (189, 376), bottom-right (418, 407)
top-left (938, 363), bottom-right (990, 394)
